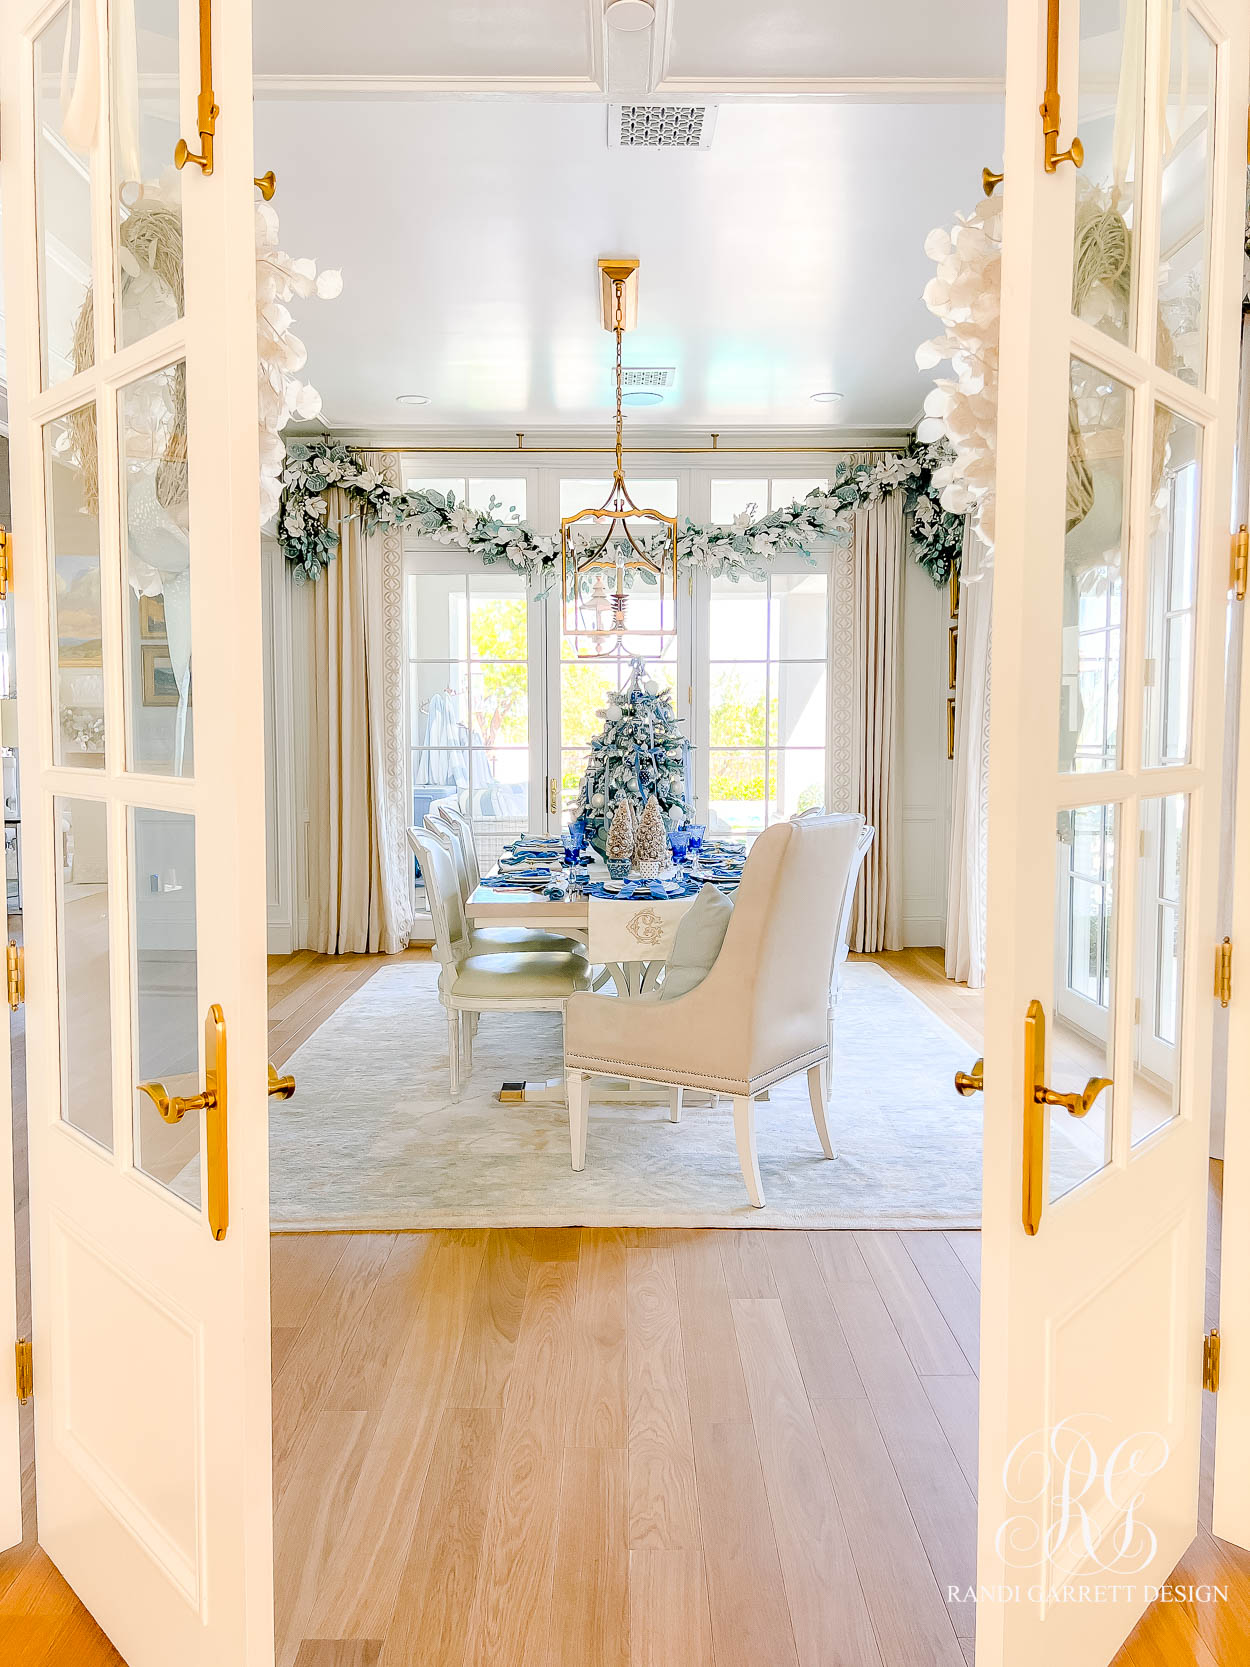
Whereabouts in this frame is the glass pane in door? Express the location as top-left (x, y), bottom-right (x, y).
top-left (1050, 805), bottom-right (1117, 1203)
top-left (1131, 794), bottom-right (1187, 1147)
top-left (35, 0), bottom-right (97, 386)
top-left (121, 365), bottom-right (194, 776)
top-left (1071, 0), bottom-right (1145, 346)
top-left (1059, 361), bottom-right (1132, 774)
top-left (55, 795), bottom-right (114, 1150)
top-left (407, 570), bottom-right (532, 877)
top-left (111, 0), bottom-right (184, 348)
top-left (131, 808), bottom-right (200, 1205)
top-left (46, 406), bottom-right (106, 770)
top-left (1156, 5), bottom-right (1216, 388)
top-left (1143, 409), bottom-right (1201, 768)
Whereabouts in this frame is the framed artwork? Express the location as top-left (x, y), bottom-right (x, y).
top-left (138, 595), bottom-right (167, 640)
top-left (141, 644), bottom-right (189, 707)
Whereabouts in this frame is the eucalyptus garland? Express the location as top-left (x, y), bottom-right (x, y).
top-left (277, 437), bottom-right (964, 587)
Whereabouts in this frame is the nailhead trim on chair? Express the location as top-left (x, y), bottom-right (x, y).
top-left (563, 1044), bottom-right (828, 1097)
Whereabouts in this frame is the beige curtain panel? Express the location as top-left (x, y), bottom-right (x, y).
top-left (305, 452), bottom-right (413, 955)
top-left (848, 494), bottom-right (904, 954)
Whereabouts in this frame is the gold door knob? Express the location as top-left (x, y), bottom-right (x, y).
top-left (982, 166), bottom-right (1003, 196)
top-left (954, 1058), bottom-right (984, 1096)
top-left (268, 1064), bottom-right (295, 1100)
top-left (138, 1004), bottom-right (229, 1240)
top-left (254, 170), bottom-right (276, 200)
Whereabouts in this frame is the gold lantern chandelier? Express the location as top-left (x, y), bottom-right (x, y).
top-left (561, 258), bottom-right (679, 659)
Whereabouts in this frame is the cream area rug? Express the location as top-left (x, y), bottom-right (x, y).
top-left (270, 960), bottom-right (1094, 1231)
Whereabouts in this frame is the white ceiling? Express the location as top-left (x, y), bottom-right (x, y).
top-left (255, 97), bottom-right (1004, 433)
top-left (252, 0), bottom-right (1006, 88)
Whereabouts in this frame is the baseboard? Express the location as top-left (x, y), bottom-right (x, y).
top-left (903, 917), bottom-right (945, 949)
top-left (267, 919), bottom-right (294, 955)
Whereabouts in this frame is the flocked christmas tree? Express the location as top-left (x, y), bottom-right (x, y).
top-left (577, 659), bottom-right (691, 855)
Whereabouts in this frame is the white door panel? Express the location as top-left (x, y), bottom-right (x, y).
top-left (977, 1), bottom-right (1248, 1663)
top-left (1214, 323), bottom-right (1250, 1551)
top-left (0, 0), bottom-right (273, 1659)
top-left (0, 956), bottom-right (18, 1552)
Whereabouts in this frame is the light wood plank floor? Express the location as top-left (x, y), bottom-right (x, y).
top-left (3, 946), bottom-right (1247, 1665)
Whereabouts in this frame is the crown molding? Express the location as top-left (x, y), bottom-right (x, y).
top-left (252, 74), bottom-right (606, 101)
top-left (252, 72), bottom-right (1002, 104)
top-left (651, 75), bottom-right (1004, 103)
top-left (290, 422), bottom-right (915, 453)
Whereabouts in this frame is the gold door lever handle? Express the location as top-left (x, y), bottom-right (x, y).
top-left (138, 1004), bottom-right (229, 1241)
top-left (138, 1081), bottom-right (215, 1124)
top-left (1036, 1076), bottom-right (1112, 1119)
top-left (954, 1059), bottom-right (984, 1096)
top-left (268, 1064), bottom-right (296, 1100)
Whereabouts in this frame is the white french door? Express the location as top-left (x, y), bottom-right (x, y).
top-left (0, 0), bottom-right (274, 1660)
top-left (977, 4), bottom-right (1248, 1667)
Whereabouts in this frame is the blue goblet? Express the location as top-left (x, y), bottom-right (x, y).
top-left (686, 822), bottom-right (706, 855)
top-left (669, 826), bottom-right (692, 864)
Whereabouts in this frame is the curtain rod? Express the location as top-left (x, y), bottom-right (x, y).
top-left (349, 440), bottom-right (903, 457)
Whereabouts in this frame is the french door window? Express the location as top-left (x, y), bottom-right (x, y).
top-left (402, 468), bottom-right (837, 917)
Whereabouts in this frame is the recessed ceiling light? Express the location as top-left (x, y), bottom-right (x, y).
top-left (810, 391), bottom-right (843, 404)
top-left (396, 393), bottom-right (430, 406)
top-left (622, 390), bottom-right (664, 406)
top-left (605, 0), bottom-right (655, 31)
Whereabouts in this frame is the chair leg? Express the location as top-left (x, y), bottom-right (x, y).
top-left (732, 1094), bottom-right (764, 1208)
top-left (567, 1069), bottom-right (589, 1171)
top-left (825, 1003), bottom-right (835, 1100)
top-left (463, 1009), bottom-right (474, 1073)
top-left (807, 1063), bottom-right (835, 1159)
top-left (669, 1085), bottom-right (683, 1124)
top-left (447, 1006), bottom-right (461, 1102)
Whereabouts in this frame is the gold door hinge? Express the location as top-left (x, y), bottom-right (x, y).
top-left (15, 1339), bottom-right (32, 1404)
top-left (0, 527), bottom-right (10, 602)
top-left (1203, 1327), bottom-right (1221, 1392)
top-left (1215, 937), bottom-right (1233, 1008)
top-left (6, 941), bottom-right (23, 1011)
top-left (1232, 526), bottom-right (1248, 601)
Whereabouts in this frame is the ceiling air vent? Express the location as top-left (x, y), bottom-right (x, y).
top-left (609, 105), bottom-right (716, 149)
top-left (621, 367), bottom-right (676, 390)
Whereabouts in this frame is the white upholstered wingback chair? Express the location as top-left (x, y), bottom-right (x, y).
top-left (424, 812), bottom-right (586, 959)
top-left (435, 802), bottom-right (482, 890)
top-left (409, 826), bottom-right (590, 1100)
top-left (826, 820), bottom-right (875, 1093)
top-left (563, 813), bottom-right (865, 1206)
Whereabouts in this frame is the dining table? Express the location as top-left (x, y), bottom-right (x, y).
top-left (465, 860), bottom-right (708, 1104)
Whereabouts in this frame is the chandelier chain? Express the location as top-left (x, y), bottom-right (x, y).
top-left (614, 279), bottom-right (625, 485)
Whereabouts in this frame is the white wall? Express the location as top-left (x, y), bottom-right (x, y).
top-left (899, 556), bottom-right (953, 948)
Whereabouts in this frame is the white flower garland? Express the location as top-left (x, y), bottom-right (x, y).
top-left (256, 202), bottom-right (342, 525)
top-left (916, 189), bottom-right (1001, 555)
top-left (278, 438), bottom-right (965, 586)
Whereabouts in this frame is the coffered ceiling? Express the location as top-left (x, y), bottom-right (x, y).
top-left (253, 3), bottom-right (1004, 433)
